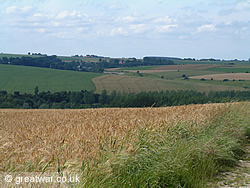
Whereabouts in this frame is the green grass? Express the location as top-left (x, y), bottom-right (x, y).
top-left (0, 53), bottom-right (108, 63)
top-left (80, 102), bottom-right (249, 187)
top-left (208, 67), bottom-right (250, 73)
top-left (58, 56), bottom-right (108, 63)
top-left (188, 79), bottom-right (250, 90)
top-left (119, 66), bottom-right (159, 71)
top-left (0, 64), bottom-right (102, 94)
top-left (148, 70), bottom-right (221, 79)
top-left (93, 74), bottom-right (246, 94)
top-left (0, 53), bottom-right (32, 58)
top-left (173, 60), bottom-right (250, 65)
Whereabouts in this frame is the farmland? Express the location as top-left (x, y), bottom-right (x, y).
top-left (93, 74), bottom-right (170, 93)
top-left (0, 102), bottom-right (249, 187)
top-left (93, 74), bottom-right (248, 94)
top-left (0, 64), bottom-right (102, 93)
top-left (190, 73), bottom-right (250, 81)
top-left (102, 63), bottom-right (250, 93)
top-left (1, 53), bottom-right (250, 94)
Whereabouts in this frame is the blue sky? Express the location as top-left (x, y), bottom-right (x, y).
top-left (0, 0), bottom-right (250, 59)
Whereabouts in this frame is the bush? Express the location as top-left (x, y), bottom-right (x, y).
top-left (39, 104), bottom-right (50, 109)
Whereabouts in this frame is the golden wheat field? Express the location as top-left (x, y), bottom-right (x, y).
top-left (0, 103), bottom-right (231, 171)
top-left (0, 104), bottom-right (229, 171)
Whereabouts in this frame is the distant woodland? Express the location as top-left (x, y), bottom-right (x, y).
top-left (0, 89), bottom-right (249, 109)
top-left (0, 56), bottom-right (175, 73)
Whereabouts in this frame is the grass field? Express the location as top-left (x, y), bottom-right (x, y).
top-left (147, 70), bottom-right (221, 79)
top-left (1, 53), bottom-right (250, 94)
top-left (0, 53), bottom-right (32, 58)
top-left (188, 79), bottom-right (250, 89)
top-left (0, 102), bottom-right (249, 187)
top-left (93, 74), bottom-right (246, 94)
top-left (207, 66), bottom-right (250, 73)
top-left (190, 73), bottom-right (250, 81)
top-left (93, 74), bottom-right (169, 93)
top-left (173, 59), bottom-right (250, 65)
top-left (119, 66), bottom-right (158, 71)
top-left (0, 64), bottom-right (102, 93)
top-left (58, 56), bottom-right (110, 63)
top-left (0, 53), bottom-right (109, 63)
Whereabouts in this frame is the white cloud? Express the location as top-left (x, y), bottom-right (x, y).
top-left (154, 16), bottom-right (176, 23)
top-left (36, 28), bottom-right (46, 33)
top-left (56, 11), bottom-right (69, 19)
top-left (197, 24), bottom-right (217, 32)
top-left (156, 24), bottom-right (178, 32)
top-left (33, 13), bottom-right (44, 17)
top-left (235, 0), bottom-right (250, 10)
top-left (6, 6), bottom-right (32, 14)
top-left (115, 16), bottom-right (138, 23)
top-left (56, 10), bottom-right (88, 20)
top-left (111, 27), bottom-right (128, 36)
top-left (129, 24), bottom-right (147, 33)
top-left (6, 6), bottom-right (17, 14)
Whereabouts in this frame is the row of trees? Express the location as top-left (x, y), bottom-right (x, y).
top-left (0, 88), bottom-right (249, 109)
top-left (0, 56), bottom-right (105, 72)
top-left (0, 56), bottom-right (176, 73)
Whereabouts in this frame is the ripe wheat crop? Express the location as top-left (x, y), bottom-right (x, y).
top-left (0, 103), bottom-right (227, 171)
top-left (0, 102), bottom-right (249, 187)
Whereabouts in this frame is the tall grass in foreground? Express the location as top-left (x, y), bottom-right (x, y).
top-left (81, 103), bottom-right (249, 187)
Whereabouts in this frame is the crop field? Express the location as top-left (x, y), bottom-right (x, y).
top-left (93, 74), bottom-right (246, 93)
top-left (148, 70), bottom-right (221, 79)
top-left (207, 65), bottom-right (250, 73)
top-left (59, 56), bottom-right (110, 63)
top-left (0, 64), bottom-right (102, 93)
top-left (190, 73), bottom-right (250, 81)
top-left (0, 53), bottom-right (31, 58)
top-left (173, 59), bottom-right (250, 65)
top-left (119, 66), bottom-right (159, 71)
top-left (118, 64), bottom-right (221, 74)
top-left (0, 102), bottom-right (249, 187)
top-left (92, 74), bottom-right (170, 93)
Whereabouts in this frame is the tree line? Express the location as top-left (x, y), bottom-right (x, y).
top-left (0, 56), bottom-right (175, 73)
top-left (0, 88), bottom-right (249, 109)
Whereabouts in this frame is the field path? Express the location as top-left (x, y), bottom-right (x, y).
top-left (215, 144), bottom-right (250, 187)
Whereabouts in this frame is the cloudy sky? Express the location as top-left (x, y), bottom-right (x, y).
top-left (1, 0), bottom-right (250, 59)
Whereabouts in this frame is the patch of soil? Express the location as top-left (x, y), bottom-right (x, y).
top-left (214, 145), bottom-right (250, 188)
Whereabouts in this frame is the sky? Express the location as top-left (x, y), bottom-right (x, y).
top-left (0, 0), bottom-right (250, 59)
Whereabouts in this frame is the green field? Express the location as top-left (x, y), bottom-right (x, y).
top-left (0, 64), bottom-right (102, 93)
top-left (119, 66), bottom-right (159, 71)
top-left (0, 53), bottom-right (32, 58)
top-left (0, 53), bottom-right (108, 63)
top-left (208, 67), bottom-right (250, 73)
top-left (1, 53), bottom-right (250, 94)
top-left (188, 79), bottom-right (250, 89)
top-left (93, 74), bottom-right (247, 94)
top-left (58, 56), bottom-right (110, 63)
top-left (147, 70), bottom-right (220, 79)
top-left (173, 59), bottom-right (250, 65)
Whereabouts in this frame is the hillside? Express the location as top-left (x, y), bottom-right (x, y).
top-left (1, 53), bottom-right (250, 94)
top-left (0, 64), bottom-right (102, 93)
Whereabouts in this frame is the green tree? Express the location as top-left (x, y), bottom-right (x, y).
top-left (34, 86), bottom-right (39, 95)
